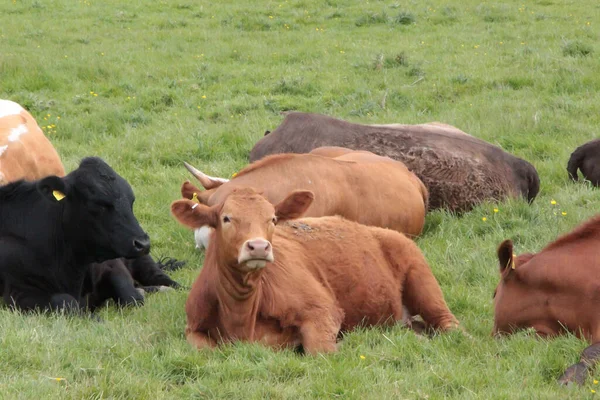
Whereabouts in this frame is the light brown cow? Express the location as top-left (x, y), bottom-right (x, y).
top-left (493, 215), bottom-right (600, 385)
top-left (182, 149), bottom-right (428, 249)
top-left (171, 187), bottom-right (458, 353)
top-left (0, 99), bottom-right (64, 184)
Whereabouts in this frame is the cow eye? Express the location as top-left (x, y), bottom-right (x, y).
top-left (222, 215), bottom-right (231, 223)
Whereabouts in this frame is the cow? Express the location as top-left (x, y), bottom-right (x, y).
top-left (0, 157), bottom-right (153, 313)
top-left (249, 112), bottom-right (540, 213)
top-left (567, 139), bottom-right (600, 186)
top-left (181, 149), bottom-right (428, 250)
top-left (492, 215), bottom-right (600, 385)
top-left (171, 187), bottom-right (458, 354)
top-left (0, 99), bottom-right (64, 185)
top-left (0, 99), bottom-right (182, 308)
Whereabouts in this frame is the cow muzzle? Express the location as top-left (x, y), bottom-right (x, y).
top-left (238, 238), bottom-right (274, 269)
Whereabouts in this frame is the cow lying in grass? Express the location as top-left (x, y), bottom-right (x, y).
top-left (171, 187), bottom-right (458, 354)
top-left (250, 112), bottom-right (540, 212)
top-left (182, 148), bottom-right (428, 249)
top-left (0, 157), bottom-right (153, 313)
top-left (493, 216), bottom-right (600, 385)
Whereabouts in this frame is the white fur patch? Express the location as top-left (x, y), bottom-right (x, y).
top-left (245, 260), bottom-right (267, 269)
top-left (8, 124), bottom-right (28, 142)
top-left (194, 225), bottom-right (213, 250)
top-left (0, 145), bottom-right (7, 157)
top-left (0, 100), bottom-right (24, 118)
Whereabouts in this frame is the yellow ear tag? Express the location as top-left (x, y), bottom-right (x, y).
top-left (191, 192), bottom-right (200, 204)
top-left (52, 190), bottom-right (66, 201)
top-left (232, 172), bottom-right (237, 178)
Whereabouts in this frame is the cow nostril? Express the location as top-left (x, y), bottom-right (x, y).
top-left (247, 243), bottom-right (255, 251)
top-left (265, 242), bottom-right (271, 251)
top-left (133, 238), bottom-right (150, 252)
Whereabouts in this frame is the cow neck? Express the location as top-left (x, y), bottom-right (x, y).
top-left (210, 238), bottom-right (265, 341)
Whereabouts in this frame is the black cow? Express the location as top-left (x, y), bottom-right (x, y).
top-left (0, 157), bottom-right (151, 313)
top-left (84, 255), bottom-right (184, 309)
top-left (567, 139), bottom-right (600, 186)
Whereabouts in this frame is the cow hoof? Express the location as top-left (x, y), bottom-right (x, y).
top-left (136, 288), bottom-right (146, 296)
top-left (558, 362), bottom-right (588, 386)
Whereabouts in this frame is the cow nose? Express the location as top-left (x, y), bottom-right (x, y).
top-left (133, 236), bottom-right (151, 254)
top-left (246, 239), bottom-right (271, 258)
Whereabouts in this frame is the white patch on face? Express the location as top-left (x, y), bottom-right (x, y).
top-left (0, 145), bottom-right (7, 157)
top-left (0, 100), bottom-right (24, 118)
top-left (194, 225), bottom-right (214, 250)
top-left (245, 260), bottom-right (267, 269)
top-left (8, 124), bottom-right (28, 142)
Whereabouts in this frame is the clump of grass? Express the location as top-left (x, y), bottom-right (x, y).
top-left (355, 12), bottom-right (388, 27)
top-left (393, 11), bottom-right (415, 25)
top-left (563, 40), bottom-right (592, 57)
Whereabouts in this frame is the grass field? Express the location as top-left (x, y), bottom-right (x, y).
top-left (1, 0), bottom-right (600, 398)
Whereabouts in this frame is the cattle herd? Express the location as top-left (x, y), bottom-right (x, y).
top-left (1, 100), bottom-right (600, 386)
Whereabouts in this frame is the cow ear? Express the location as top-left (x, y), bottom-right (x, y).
top-left (274, 190), bottom-right (314, 222)
top-left (37, 176), bottom-right (69, 203)
top-left (497, 239), bottom-right (516, 278)
top-left (171, 199), bottom-right (218, 229)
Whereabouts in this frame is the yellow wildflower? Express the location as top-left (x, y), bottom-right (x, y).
top-left (359, 355), bottom-right (366, 360)
top-left (494, 208), bottom-right (499, 213)
top-left (551, 200), bottom-right (557, 205)
top-left (592, 389), bottom-right (596, 393)
top-left (482, 217), bottom-right (487, 222)
top-left (594, 379), bottom-right (599, 384)
top-left (561, 212), bottom-right (567, 216)
top-left (202, 95), bottom-right (207, 99)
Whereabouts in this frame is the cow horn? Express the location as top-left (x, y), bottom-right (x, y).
top-left (183, 161), bottom-right (229, 190)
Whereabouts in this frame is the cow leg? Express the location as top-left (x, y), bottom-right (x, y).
top-left (186, 329), bottom-right (217, 350)
top-left (87, 261), bottom-right (144, 309)
top-left (402, 261), bottom-right (459, 331)
top-left (558, 343), bottom-right (600, 386)
top-left (299, 320), bottom-right (339, 355)
top-left (127, 255), bottom-right (181, 289)
top-left (4, 289), bottom-right (81, 314)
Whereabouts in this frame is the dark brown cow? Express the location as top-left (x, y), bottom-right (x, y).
top-left (171, 187), bottom-right (458, 353)
top-left (567, 139), bottom-right (600, 186)
top-left (182, 149), bottom-right (428, 249)
top-left (493, 216), bottom-right (600, 385)
top-left (250, 112), bottom-right (540, 212)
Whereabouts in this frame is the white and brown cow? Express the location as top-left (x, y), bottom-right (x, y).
top-left (0, 99), bottom-right (64, 184)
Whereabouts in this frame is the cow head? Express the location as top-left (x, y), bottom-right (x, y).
top-left (171, 187), bottom-right (313, 271)
top-left (37, 157), bottom-right (150, 262)
top-left (492, 240), bottom-right (554, 337)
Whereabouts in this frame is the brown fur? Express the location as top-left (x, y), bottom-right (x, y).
top-left (171, 188), bottom-right (458, 354)
top-left (0, 101), bottom-right (65, 184)
top-left (250, 112), bottom-right (540, 213)
top-left (184, 149), bottom-right (429, 237)
top-left (567, 139), bottom-right (600, 186)
top-left (493, 215), bottom-right (600, 342)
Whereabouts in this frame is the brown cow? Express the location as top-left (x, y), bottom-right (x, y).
top-left (493, 216), bottom-right (600, 385)
top-left (171, 187), bottom-right (458, 353)
top-left (182, 149), bottom-right (428, 249)
top-left (0, 99), bottom-right (65, 184)
top-left (567, 139), bottom-right (600, 186)
top-left (249, 112), bottom-right (540, 212)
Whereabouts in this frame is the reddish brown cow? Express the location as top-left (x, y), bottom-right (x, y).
top-left (493, 216), bottom-right (600, 385)
top-left (0, 99), bottom-right (64, 184)
top-left (171, 187), bottom-right (458, 354)
top-left (182, 149), bottom-right (428, 249)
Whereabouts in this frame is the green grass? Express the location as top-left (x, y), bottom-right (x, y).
top-left (1, 0), bottom-right (600, 398)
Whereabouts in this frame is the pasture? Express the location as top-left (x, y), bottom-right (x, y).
top-left (1, 0), bottom-right (599, 398)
